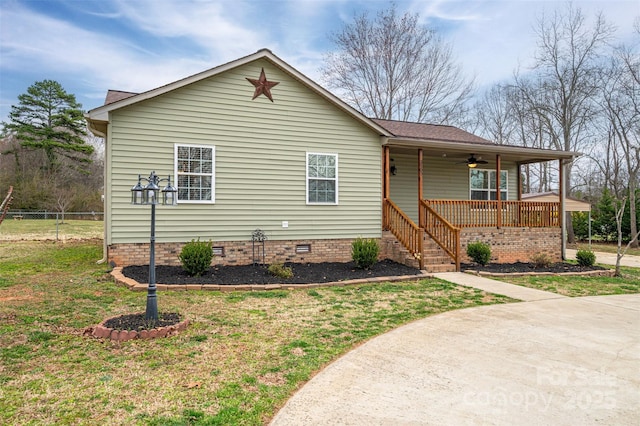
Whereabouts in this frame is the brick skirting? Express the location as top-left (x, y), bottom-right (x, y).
top-left (107, 227), bottom-right (561, 268)
top-left (460, 227), bottom-right (561, 264)
top-left (108, 238), bottom-right (365, 267)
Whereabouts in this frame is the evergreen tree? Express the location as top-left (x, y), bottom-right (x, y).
top-left (3, 80), bottom-right (93, 173)
top-left (593, 188), bottom-right (618, 241)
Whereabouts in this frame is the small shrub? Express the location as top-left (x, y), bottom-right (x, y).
top-left (531, 252), bottom-right (553, 268)
top-left (467, 241), bottom-right (491, 266)
top-left (267, 263), bottom-right (294, 279)
top-left (351, 237), bottom-right (380, 269)
top-left (576, 249), bottom-right (596, 267)
top-left (178, 239), bottom-right (213, 276)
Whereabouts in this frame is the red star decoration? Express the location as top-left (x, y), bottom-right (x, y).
top-left (246, 68), bottom-right (279, 102)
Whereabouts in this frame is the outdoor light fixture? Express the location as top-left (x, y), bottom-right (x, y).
top-left (390, 158), bottom-right (397, 175)
top-left (131, 171), bottom-right (177, 321)
top-left (462, 154), bottom-right (487, 168)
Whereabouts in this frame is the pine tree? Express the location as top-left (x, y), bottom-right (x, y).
top-left (3, 80), bottom-right (93, 172)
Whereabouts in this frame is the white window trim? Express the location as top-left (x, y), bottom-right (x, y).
top-left (174, 143), bottom-right (215, 204)
top-left (469, 168), bottom-right (508, 201)
top-left (306, 152), bottom-right (338, 205)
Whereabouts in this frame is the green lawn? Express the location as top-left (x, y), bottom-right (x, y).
top-left (497, 265), bottom-right (640, 297)
top-left (0, 240), bottom-right (514, 425)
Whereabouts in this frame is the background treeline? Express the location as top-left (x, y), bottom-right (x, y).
top-left (1, 4), bottom-right (638, 246)
top-left (0, 80), bottom-right (103, 214)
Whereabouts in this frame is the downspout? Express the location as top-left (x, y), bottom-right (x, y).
top-left (87, 119), bottom-right (108, 265)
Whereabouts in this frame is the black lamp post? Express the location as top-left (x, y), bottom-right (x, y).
top-left (131, 171), bottom-right (177, 321)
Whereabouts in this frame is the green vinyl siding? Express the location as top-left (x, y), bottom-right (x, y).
top-left (106, 59), bottom-right (381, 244)
top-left (389, 154), bottom-right (518, 223)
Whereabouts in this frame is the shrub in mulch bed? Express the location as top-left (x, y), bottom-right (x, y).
top-left (462, 262), bottom-right (608, 274)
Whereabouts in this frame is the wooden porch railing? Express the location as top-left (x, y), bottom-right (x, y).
top-left (383, 198), bottom-right (423, 269)
top-left (425, 200), bottom-right (560, 228)
top-left (419, 199), bottom-right (460, 271)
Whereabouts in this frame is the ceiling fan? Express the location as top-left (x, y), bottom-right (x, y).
top-left (456, 154), bottom-right (488, 168)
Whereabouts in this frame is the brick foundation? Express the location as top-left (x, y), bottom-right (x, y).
top-left (460, 227), bottom-right (561, 264)
top-left (107, 227), bottom-right (561, 268)
top-left (108, 238), bottom-right (365, 267)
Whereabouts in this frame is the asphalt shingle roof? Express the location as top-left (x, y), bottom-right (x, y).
top-left (373, 118), bottom-right (493, 145)
top-left (104, 90), bottom-right (138, 105)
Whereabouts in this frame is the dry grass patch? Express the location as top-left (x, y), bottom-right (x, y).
top-left (0, 240), bottom-right (515, 425)
top-left (0, 219), bottom-right (103, 241)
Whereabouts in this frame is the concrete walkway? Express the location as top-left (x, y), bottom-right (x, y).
top-left (432, 272), bottom-right (567, 302)
top-left (566, 249), bottom-right (640, 268)
top-left (270, 275), bottom-right (640, 425)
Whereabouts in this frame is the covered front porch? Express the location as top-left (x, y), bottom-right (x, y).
top-left (376, 120), bottom-right (577, 271)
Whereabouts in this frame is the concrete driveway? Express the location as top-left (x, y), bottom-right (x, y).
top-left (270, 294), bottom-right (640, 425)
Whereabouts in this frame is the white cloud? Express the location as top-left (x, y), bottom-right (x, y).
top-left (109, 0), bottom-right (273, 62)
top-left (1, 0), bottom-right (637, 123)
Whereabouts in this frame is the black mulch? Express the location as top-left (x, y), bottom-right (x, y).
top-left (461, 262), bottom-right (607, 274)
top-left (102, 312), bottom-right (181, 331)
top-left (122, 259), bottom-right (422, 285)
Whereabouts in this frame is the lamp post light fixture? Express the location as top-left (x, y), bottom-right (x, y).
top-left (131, 171), bottom-right (177, 321)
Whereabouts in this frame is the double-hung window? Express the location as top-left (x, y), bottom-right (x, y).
top-left (306, 152), bottom-right (338, 204)
top-left (175, 144), bottom-right (215, 203)
top-left (469, 169), bottom-right (507, 200)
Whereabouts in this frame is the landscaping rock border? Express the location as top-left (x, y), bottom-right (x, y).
top-left (88, 313), bottom-right (190, 342)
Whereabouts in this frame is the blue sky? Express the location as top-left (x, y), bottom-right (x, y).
top-left (1, 0), bottom-right (638, 125)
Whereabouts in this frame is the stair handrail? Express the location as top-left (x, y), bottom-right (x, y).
top-left (420, 199), bottom-right (460, 271)
top-left (383, 198), bottom-right (424, 269)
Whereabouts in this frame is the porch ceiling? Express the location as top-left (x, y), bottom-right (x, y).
top-left (384, 138), bottom-right (579, 164)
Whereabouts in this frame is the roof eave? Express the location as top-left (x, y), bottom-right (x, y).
top-left (385, 137), bottom-right (579, 162)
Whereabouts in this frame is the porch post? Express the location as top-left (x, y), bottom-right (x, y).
top-left (516, 162), bottom-right (522, 201)
top-left (496, 154), bottom-right (502, 228)
top-left (383, 146), bottom-right (390, 200)
top-left (418, 149), bottom-right (423, 228)
top-left (559, 158), bottom-right (566, 260)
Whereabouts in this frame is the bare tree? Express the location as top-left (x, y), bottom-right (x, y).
top-left (593, 21), bottom-right (639, 248)
top-left (514, 4), bottom-right (614, 243)
top-left (321, 4), bottom-right (475, 125)
top-left (614, 197), bottom-right (640, 276)
top-left (474, 84), bottom-right (518, 145)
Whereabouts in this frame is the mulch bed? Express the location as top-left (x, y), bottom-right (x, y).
top-left (122, 259), bottom-right (422, 285)
top-left (461, 262), bottom-right (607, 274)
top-left (88, 312), bottom-right (189, 342)
top-left (102, 312), bottom-right (182, 331)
